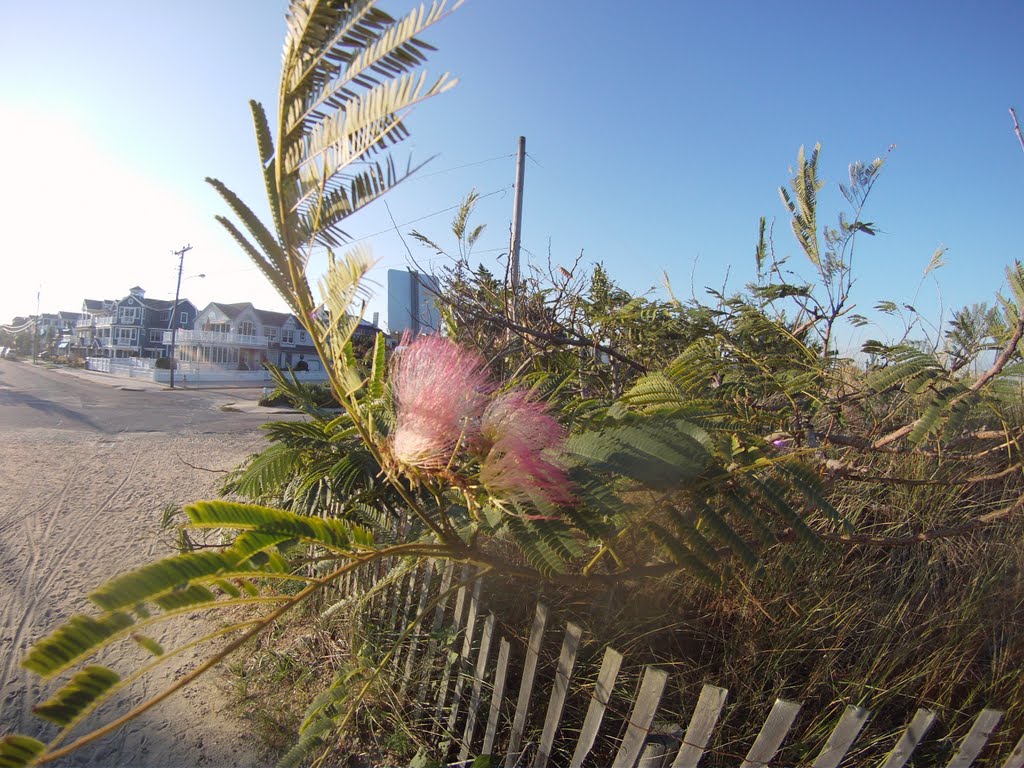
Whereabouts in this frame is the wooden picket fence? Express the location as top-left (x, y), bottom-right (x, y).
top-left (335, 558), bottom-right (1024, 767)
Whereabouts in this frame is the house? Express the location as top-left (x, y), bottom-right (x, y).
top-left (54, 311), bottom-right (83, 353)
top-left (74, 287), bottom-right (196, 359)
top-left (169, 301), bottom-right (381, 371)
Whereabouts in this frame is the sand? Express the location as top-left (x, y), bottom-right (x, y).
top-left (0, 428), bottom-right (276, 767)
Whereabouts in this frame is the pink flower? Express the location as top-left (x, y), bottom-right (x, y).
top-left (479, 390), bottom-right (574, 508)
top-left (480, 436), bottom-right (575, 509)
top-left (390, 335), bottom-right (490, 469)
top-left (480, 390), bottom-right (565, 451)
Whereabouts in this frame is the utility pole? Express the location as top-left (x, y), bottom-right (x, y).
top-left (167, 244), bottom-right (192, 389)
top-left (508, 136), bottom-right (526, 318)
top-left (32, 286), bottom-right (40, 363)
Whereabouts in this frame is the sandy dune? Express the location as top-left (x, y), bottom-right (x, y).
top-left (0, 428), bottom-right (274, 767)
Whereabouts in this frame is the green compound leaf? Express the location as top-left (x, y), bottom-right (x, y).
top-left (132, 634), bottom-right (165, 657)
top-left (89, 550), bottom-right (248, 612)
top-left (32, 665), bottom-right (120, 726)
top-left (0, 735), bottom-right (45, 768)
top-left (186, 500), bottom-right (374, 552)
top-left (22, 612), bottom-right (134, 679)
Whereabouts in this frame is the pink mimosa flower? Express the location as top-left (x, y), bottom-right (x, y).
top-left (479, 391), bottom-right (574, 508)
top-left (480, 436), bottom-right (575, 509)
top-left (480, 390), bottom-right (565, 452)
top-left (390, 335), bottom-right (490, 469)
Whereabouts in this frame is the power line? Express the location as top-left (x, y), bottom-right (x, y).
top-left (406, 152), bottom-right (515, 182)
top-left (345, 185), bottom-right (512, 246)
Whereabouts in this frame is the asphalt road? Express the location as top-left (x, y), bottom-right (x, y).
top-left (0, 359), bottom-right (287, 434)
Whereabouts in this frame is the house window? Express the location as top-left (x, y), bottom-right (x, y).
top-left (180, 311), bottom-right (189, 324)
top-left (264, 328), bottom-right (277, 341)
top-left (209, 346), bottom-right (234, 364)
top-left (149, 329), bottom-right (164, 343)
top-left (119, 306), bottom-right (140, 324)
top-left (281, 328), bottom-right (295, 344)
top-left (116, 328), bottom-right (138, 345)
top-left (238, 320), bottom-right (256, 337)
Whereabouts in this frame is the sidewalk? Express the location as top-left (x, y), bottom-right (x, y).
top-left (47, 363), bottom-right (299, 414)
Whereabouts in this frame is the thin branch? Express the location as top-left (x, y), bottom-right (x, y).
top-left (444, 297), bottom-right (649, 373)
top-left (1011, 107), bottom-right (1024, 155)
top-left (173, 452), bottom-right (231, 474)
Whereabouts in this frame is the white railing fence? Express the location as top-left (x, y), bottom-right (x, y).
top-left (85, 357), bottom-right (328, 388)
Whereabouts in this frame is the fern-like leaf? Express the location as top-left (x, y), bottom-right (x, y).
top-left (22, 613), bottom-right (135, 679)
top-left (0, 735), bottom-right (45, 768)
top-left (185, 500), bottom-right (374, 552)
top-left (32, 666), bottom-right (120, 726)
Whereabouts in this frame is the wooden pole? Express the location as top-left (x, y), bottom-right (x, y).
top-left (509, 136), bottom-right (526, 311)
top-left (167, 244), bottom-right (192, 389)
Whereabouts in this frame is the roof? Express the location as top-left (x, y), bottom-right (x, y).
top-left (203, 302), bottom-right (295, 328)
top-left (254, 308), bottom-right (292, 327)
top-left (205, 302), bottom-right (252, 320)
top-left (83, 299), bottom-right (110, 311)
top-left (138, 297), bottom-right (195, 311)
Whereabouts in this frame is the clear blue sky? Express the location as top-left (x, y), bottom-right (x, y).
top-left (2, 1), bottom-right (1022, 348)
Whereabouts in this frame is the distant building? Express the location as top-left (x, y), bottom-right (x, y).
top-left (74, 287), bottom-right (196, 359)
top-left (387, 269), bottom-right (440, 336)
top-left (171, 302), bottom-right (381, 371)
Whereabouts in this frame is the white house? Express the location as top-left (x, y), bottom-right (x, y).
top-left (169, 301), bottom-right (381, 372)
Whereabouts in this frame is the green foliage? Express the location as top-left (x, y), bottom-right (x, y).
top-left (32, 666), bottom-right (120, 726)
top-left (0, 736), bottom-right (44, 768)
top-left (22, 613), bottom-right (135, 678)
top-left (7, 2), bottom-right (1024, 759)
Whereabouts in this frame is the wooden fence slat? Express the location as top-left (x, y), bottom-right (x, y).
top-left (400, 559), bottom-right (436, 696)
top-left (504, 602), bottom-right (550, 768)
top-left (634, 733), bottom-right (684, 768)
top-left (459, 613), bottom-right (498, 762)
top-left (534, 622), bottom-right (584, 768)
top-left (569, 647), bottom-right (624, 768)
top-left (1000, 732), bottom-right (1024, 768)
top-left (639, 734), bottom-right (680, 768)
top-left (391, 563), bottom-right (421, 671)
top-left (610, 666), bottom-right (671, 768)
top-left (946, 708), bottom-right (1004, 768)
top-left (442, 576), bottom-right (484, 744)
top-left (739, 698), bottom-right (802, 768)
top-left (810, 705), bottom-right (871, 768)
top-left (432, 567), bottom-right (472, 729)
top-left (414, 561), bottom-right (456, 720)
top-left (879, 708), bottom-right (937, 768)
top-left (483, 638), bottom-right (512, 757)
top-left (671, 684), bottom-right (728, 768)
top-left (386, 559), bottom-right (407, 630)
top-left (638, 739), bottom-right (669, 768)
